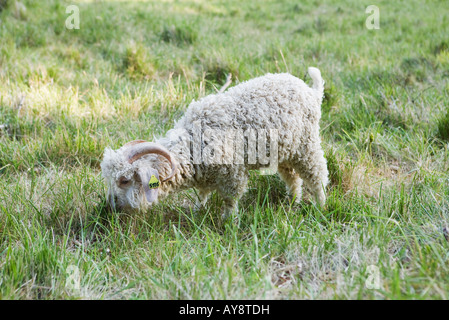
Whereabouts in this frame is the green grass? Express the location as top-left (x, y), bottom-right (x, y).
top-left (0, 0), bottom-right (448, 299)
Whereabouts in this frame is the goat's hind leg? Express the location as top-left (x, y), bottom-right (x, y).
top-left (278, 164), bottom-right (303, 203)
top-left (293, 148), bottom-right (328, 206)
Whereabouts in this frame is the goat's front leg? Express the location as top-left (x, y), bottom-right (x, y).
top-left (195, 188), bottom-right (211, 210)
top-left (216, 173), bottom-right (248, 221)
top-left (221, 197), bottom-right (240, 221)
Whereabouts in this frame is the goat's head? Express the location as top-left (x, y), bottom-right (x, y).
top-left (100, 140), bottom-right (177, 211)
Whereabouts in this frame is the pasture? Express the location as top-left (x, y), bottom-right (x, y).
top-left (0, 0), bottom-right (448, 299)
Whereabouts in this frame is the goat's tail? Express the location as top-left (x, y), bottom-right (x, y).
top-left (308, 67), bottom-right (324, 95)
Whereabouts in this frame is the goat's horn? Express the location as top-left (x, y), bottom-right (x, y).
top-left (126, 142), bottom-right (177, 182)
top-left (123, 140), bottom-right (146, 148)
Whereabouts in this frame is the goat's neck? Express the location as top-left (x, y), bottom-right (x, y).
top-left (156, 130), bottom-right (195, 197)
top-left (159, 160), bottom-right (193, 195)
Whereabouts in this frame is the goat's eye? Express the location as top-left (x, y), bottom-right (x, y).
top-left (118, 177), bottom-right (131, 186)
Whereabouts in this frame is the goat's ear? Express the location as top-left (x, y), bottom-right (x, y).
top-left (137, 167), bottom-right (160, 203)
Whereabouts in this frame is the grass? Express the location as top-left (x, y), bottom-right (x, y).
top-left (0, 0), bottom-right (448, 299)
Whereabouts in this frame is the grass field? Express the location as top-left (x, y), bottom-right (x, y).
top-left (0, 0), bottom-right (448, 299)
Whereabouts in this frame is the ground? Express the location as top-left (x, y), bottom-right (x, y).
top-left (0, 0), bottom-right (448, 299)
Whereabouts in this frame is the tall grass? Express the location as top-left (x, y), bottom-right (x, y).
top-left (0, 0), bottom-right (448, 299)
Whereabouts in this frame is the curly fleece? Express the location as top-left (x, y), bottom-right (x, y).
top-left (101, 67), bottom-right (329, 217)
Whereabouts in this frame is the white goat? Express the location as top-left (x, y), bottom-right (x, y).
top-left (100, 67), bottom-right (329, 218)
